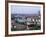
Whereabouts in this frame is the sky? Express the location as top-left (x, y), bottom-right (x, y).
top-left (11, 5), bottom-right (40, 14)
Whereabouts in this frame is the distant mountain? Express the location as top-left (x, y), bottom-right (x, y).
top-left (11, 14), bottom-right (39, 17)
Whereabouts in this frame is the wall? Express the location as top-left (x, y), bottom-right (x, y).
top-left (0, 0), bottom-right (46, 37)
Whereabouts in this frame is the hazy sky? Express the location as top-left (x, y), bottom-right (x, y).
top-left (11, 5), bottom-right (40, 14)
